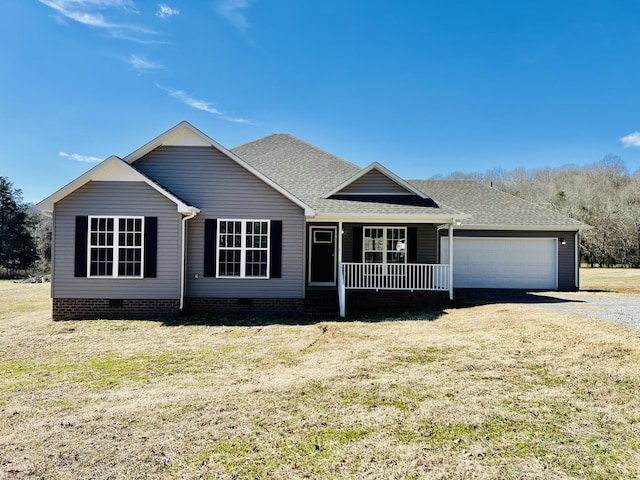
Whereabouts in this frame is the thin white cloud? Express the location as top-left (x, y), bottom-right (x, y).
top-left (126, 54), bottom-right (162, 73)
top-left (156, 84), bottom-right (253, 124)
top-left (214, 0), bottom-right (253, 31)
top-left (60, 151), bottom-right (103, 163)
top-left (38, 0), bottom-right (156, 39)
top-left (156, 4), bottom-right (179, 18)
top-left (620, 132), bottom-right (640, 148)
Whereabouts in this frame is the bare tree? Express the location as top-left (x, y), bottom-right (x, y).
top-left (439, 155), bottom-right (640, 267)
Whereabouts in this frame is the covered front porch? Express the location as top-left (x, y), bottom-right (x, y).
top-left (306, 220), bottom-right (457, 317)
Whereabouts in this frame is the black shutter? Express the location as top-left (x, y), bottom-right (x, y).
top-left (270, 220), bottom-right (283, 278)
top-left (204, 219), bottom-right (217, 277)
top-left (74, 216), bottom-right (88, 277)
top-left (352, 226), bottom-right (363, 262)
top-left (407, 227), bottom-right (418, 263)
top-left (143, 217), bottom-right (157, 278)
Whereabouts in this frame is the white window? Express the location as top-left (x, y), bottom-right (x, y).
top-left (363, 227), bottom-right (406, 264)
top-left (88, 216), bottom-right (144, 278)
top-left (217, 220), bottom-right (270, 278)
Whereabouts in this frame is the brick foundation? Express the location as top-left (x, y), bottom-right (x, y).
top-left (185, 297), bottom-right (304, 317)
top-left (52, 298), bottom-right (180, 321)
top-left (52, 293), bottom-right (443, 321)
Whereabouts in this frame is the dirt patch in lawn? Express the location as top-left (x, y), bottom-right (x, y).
top-left (1, 280), bottom-right (640, 479)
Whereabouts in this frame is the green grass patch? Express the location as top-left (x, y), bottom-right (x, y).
top-left (193, 425), bottom-right (371, 479)
top-left (1, 348), bottom-right (237, 393)
top-left (527, 364), bottom-right (565, 387)
top-left (394, 346), bottom-right (453, 364)
top-left (337, 384), bottom-right (428, 412)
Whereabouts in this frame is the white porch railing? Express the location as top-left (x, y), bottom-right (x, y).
top-left (337, 262), bottom-right (451, 317)
top-left (342, 263), bottom-right (450, 291)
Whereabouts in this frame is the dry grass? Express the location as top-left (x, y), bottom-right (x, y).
top-left (1, 276), bottom-right (640, 479)
top-left (580, 266), bottom-right (640, 294)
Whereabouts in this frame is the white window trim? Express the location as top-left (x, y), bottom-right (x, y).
top-left (87, 215), bottom-right (145, 279)
top-left (216, 219), bottom-right (271, 279)
top-left (363, 226), bottom-right (407, 265)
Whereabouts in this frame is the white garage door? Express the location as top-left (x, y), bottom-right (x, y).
top-left (440, 237), bottom-right (558, 289)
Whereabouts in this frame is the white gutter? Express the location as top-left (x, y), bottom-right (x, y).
top-left (451, 224), bottom-right (587, 232)
top-left (180, 209), bottom-right (198, 311)
top-left (309, 214), bottom-right (469, 224)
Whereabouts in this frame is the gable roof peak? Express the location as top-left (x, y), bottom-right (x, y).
top-left (323, 161), bottom-right (430, 199)
top-left (123, 121), bottom-right (219, 163)
top-left (125, 121), bottom-right (315, 216)
top-left (36, 155), bottom-right (199, 214)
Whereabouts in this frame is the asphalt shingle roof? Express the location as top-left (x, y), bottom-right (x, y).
top-left (410, 180), bottom-right (585, 228)
top-left (232, 134), bottom-right (585, 229)
top-left (232, 134), bottom-right (461, 217)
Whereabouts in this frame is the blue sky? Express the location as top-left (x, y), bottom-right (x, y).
top-left (3, 1), bottom-right (640, 203)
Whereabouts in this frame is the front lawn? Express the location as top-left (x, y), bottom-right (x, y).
top-left (1, 278), bottom-right (639, 479)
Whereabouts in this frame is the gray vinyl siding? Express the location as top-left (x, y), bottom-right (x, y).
top-left (342, 223), bottom-right (438, 263)
top-left (417, 224), bottom-right (438, 263)
top-left (442, 230), bottom-right (577, 290)
top-left (134, 146), bottom-right (305, 298)
top-left (339, 170), bottom-right (411, 195)
top-left (52, 181), bottom-right (182, 299)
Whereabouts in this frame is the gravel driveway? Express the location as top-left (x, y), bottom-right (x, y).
top-left (533, 291), bottom-right (640, 332)
top-left (457, 289), bottom-right (640, 332)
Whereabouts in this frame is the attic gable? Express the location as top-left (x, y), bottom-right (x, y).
top-left (338, 168), bottom-right (415, 195)
top-left (124, 121), bottom-right (222, 163)
top-left (123, 121), bottom-right (315, 216)
top-left (324, 162), bottom-right (435, 203)
top-left (36, 156), bottom-right (199, 214)
top-left (162, 126), bottom-right (212, 147)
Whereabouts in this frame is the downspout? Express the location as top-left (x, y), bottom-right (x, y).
top-left (448, 222), bottom-right (454, 300)
top-left (180, 210), bottom-right (198, 311)
top-left (338, 221), bottom-right (346, 318)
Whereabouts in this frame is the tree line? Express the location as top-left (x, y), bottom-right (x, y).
top-left (440, 155), bottom-right (640, 267)
top-left (0, 176), bottom-right (49, 278)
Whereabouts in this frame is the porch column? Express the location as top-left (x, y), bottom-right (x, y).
top-left (338, 221), bottom-right (346, 317)
top-left (448, 222), bottom-right (454, 300)
top-left (575, 231), bottom-right (580, 289)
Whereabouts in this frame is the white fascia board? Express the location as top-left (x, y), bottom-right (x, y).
top-left (36, 155), bottom-right (115, 212)
top-left (322, 162), bottom-right (429, 199)
top-left (124, 121), bottom-right (315, 216)
top-left (309, 213), bottom-right (469, 224)
top-left (36, 156), bottom-right (199, 215)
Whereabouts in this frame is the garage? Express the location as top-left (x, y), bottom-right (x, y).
top-left (440, 237), bottom-right (558, 289)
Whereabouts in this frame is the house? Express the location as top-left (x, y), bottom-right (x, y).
top-left (37, 121), bottom-right (587, 320)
